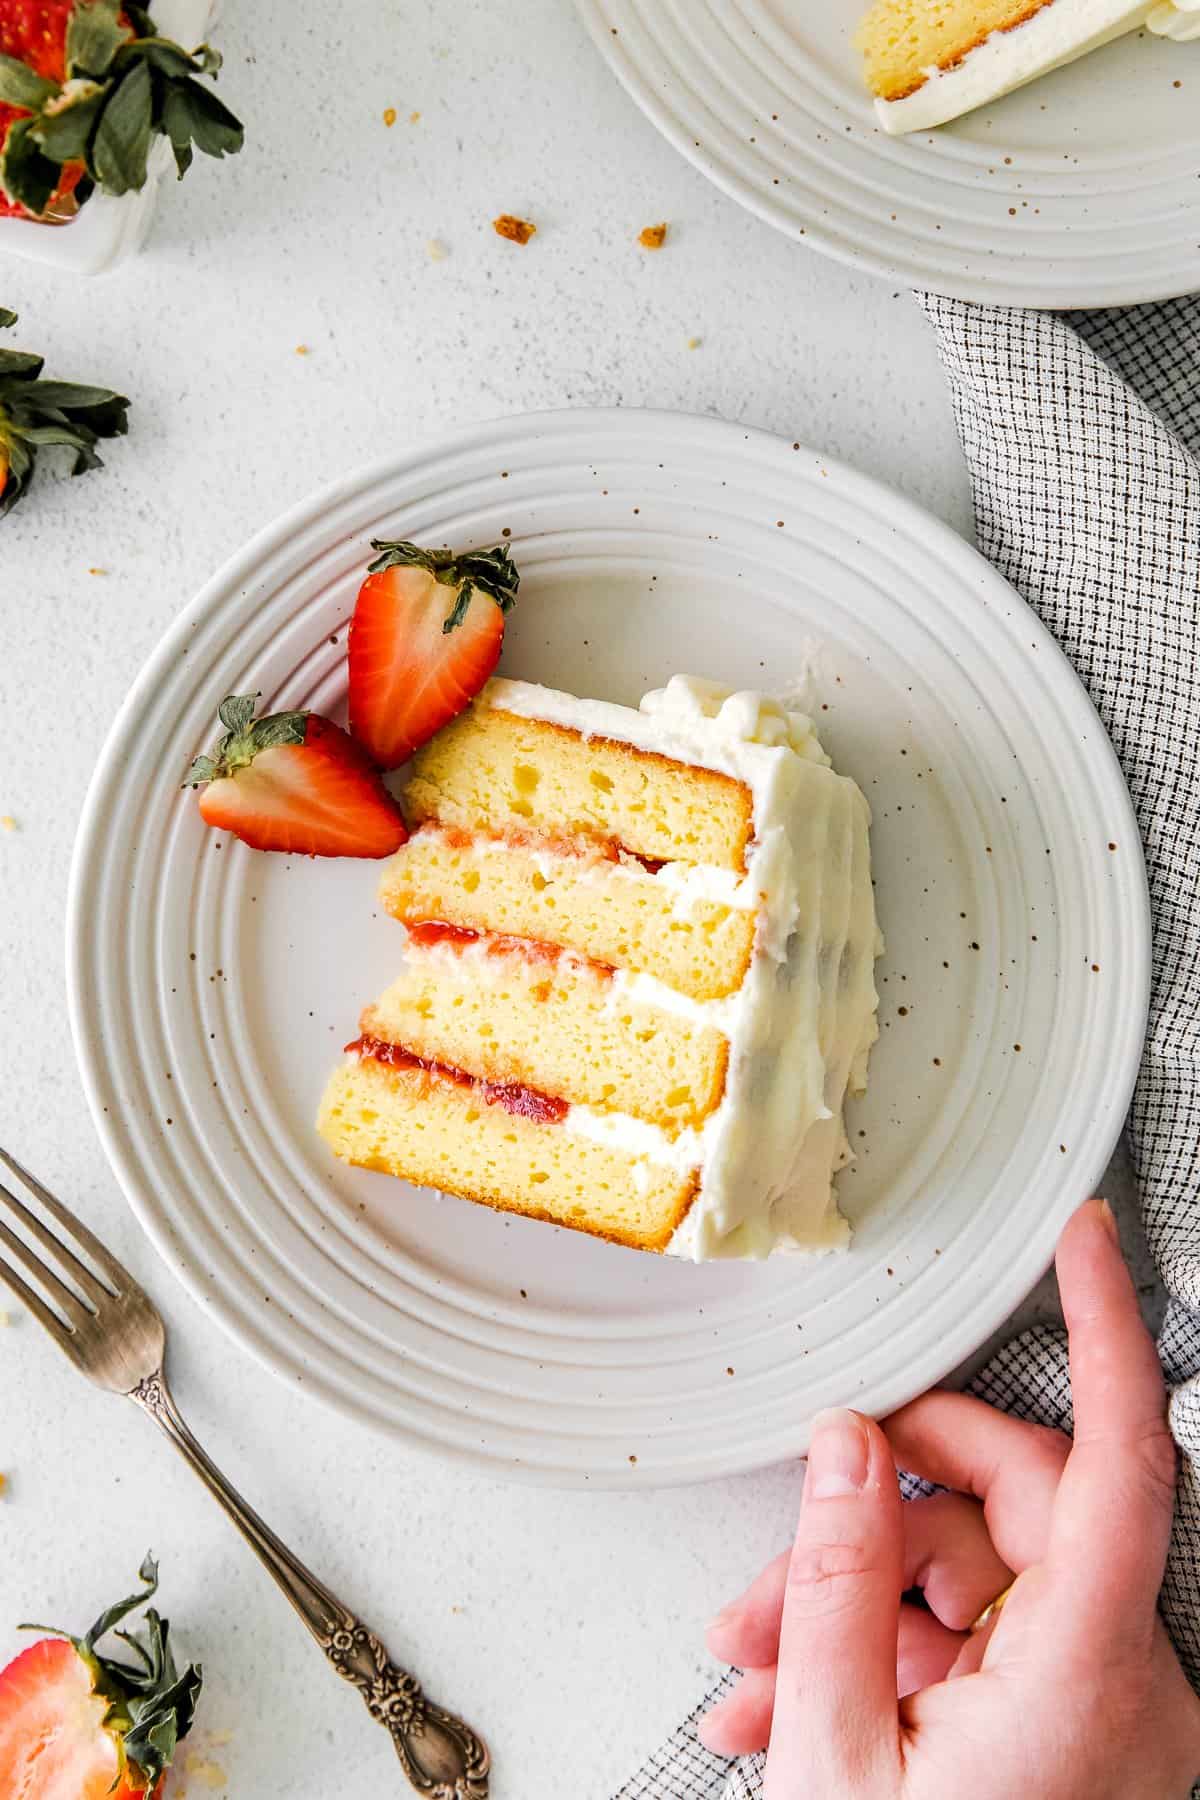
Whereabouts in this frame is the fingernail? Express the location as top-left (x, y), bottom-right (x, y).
top-left (1096, 1197), bottom-right (1120, 1242)
top-left (806, 1408), bottom-right (870, 1499)
top-left (707, 1601), bottom-right (736, 1635)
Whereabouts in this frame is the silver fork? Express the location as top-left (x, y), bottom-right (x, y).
top-left (0, 1145), bottom-right (489, 1799)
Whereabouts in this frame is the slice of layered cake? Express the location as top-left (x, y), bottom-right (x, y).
top-left (317, 675), bottom-right (881, 1260)
top-left (855, 0), bottom-right (1197, 134)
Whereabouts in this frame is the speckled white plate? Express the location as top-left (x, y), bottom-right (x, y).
top-left (576, 1), bottom-right (1200, 306)
top-left (67, 408), bottom-right (1148, 1487)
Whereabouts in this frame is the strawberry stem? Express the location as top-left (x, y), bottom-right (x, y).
top-left (366, 538), bottom-right (520, 633)
top-left (183, 694), bottom-right (308, 787)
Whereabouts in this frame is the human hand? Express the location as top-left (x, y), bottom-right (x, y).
top-left (701, 1200), bottom-right (1200, 1798)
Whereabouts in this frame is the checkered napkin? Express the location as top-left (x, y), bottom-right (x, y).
top-left (612, 291), bottom-right (1200, 1799)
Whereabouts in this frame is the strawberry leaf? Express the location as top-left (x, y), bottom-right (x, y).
top-left (0, 54), bottom-right (59, 110)
top-left (135, 38), bottom-right (212, 79)
top-left (217, 693), bottom-right (258, 736)
top-left (91, 54), bottom-right (153, 194)
top-left (184, 752), bottom-right (218, 786)
top-left (0, 347), bottom-right (45, 379)
top-left (18, 378), bottom-right (125, 412)
top-left (85, 1551), bottom-right (160, 1649)
top-left (66, 0), bottom-right (130, 80)
top-left (0, 116), bottom-right (62, 217)
top-left (164, 76), bottom-right (243, 162)
top-left (0, 308), bottom-right (16, 329)
top-left (32, 88), bottom-right (107, 162)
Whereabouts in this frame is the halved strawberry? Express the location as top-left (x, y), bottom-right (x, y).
top-left (184, 695), bottom-right (407, 857)
top-left (0, 1555), bottom-right (200, 1799)
top-left (348, 539), bottom-right (520, 768)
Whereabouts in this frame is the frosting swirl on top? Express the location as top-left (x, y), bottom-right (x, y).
top-left (640, 672), bottom-right (830, 762)
top-left (1148, 0), bottom-right (1200, 39)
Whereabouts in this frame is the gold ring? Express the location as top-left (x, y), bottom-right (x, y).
top-left (969, 1581), bottom-right (1015, 1634)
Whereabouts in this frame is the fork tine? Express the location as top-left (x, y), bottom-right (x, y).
top-left (0, 1209), bottom-right (90, 1339)
top-left (0, 1165), bottom-right (114, 1313)
top-left (0, 1248), bottom-right (81, 1357)
top-left (0, 1146), bottom-right (128, 1299)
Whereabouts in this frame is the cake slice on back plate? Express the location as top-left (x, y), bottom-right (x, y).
top-left (855, 0), bottom-right (1198, 134)
top-left (318, 674), bottom-right (882, 1262)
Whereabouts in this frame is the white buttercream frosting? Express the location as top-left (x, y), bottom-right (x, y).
top-left (479, 674), bottom-right (882, 1262)
top-left (873, 0), bottom-right (1195, 135)
top-left (1149, 0), bottom-right (1200, 39)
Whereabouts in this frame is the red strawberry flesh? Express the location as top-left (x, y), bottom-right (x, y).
top-left (0, 1636), bottom-right (151, 1799)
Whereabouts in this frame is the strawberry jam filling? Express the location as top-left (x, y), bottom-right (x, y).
top-left (429, 821), bottom-right (667, 872)
top-left (403, 919), bottom-right (614, 978)
top-left (347, 1035), bottom-right (569, 1124)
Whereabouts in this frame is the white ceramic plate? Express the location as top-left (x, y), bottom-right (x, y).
top-left (576, 0), bottom-right (1200, 307)
top-left (68, 408), bottom-right (1148, 1487)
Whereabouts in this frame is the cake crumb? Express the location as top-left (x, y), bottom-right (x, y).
top-left (426, 238), bottom-right (448, 262)
top-left (87, 566), bottom-right (107, 576)
top-left (638, 222), bottom-right (667, 249)
top-left (383, 106), bottom-right (397, 126)
top-left (295, 344), bottom-right (310, 356)
top-left (493, 213), bottom-right (536, 245)
top-left (184, 1753), bottom-right (226, 1790)
top-left (409, 109), bottom-right (421, 123)
top-left (0, 815), bottom-right (14, 832)
top-left (686, 335), bottom-right (701, 350)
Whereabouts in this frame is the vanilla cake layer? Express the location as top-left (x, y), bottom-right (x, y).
top-left (365, 936), bottom-right (728, 1132)
top-left (406, 701), bottom-right (754, 871)
top-left (319, 1054), bottom-right (697, 1251)
top-left (856, 0), bottom-right (1197, 133)
top-left (379, 824), bottom-right (758, 1003)
top-left (857, 0), bottom-right (1054, 99)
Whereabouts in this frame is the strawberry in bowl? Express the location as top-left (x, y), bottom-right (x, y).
top-left (0, 0), bottom-right (243, 221)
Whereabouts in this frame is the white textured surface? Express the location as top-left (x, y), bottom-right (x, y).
top-left (0, 1), bottom-right (1146, 1795)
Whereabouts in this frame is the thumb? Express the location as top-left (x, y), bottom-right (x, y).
top-left (767, 1409), bottom-right (903, 1796)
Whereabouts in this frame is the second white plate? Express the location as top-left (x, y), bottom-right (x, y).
top-left (68, 408), bottom-right (1148, 1486)
top-left (577, 0), bottom-right (1200, 306)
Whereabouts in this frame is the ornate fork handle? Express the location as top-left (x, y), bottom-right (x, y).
top-left (131, 1372), bottom-right (489, 1798)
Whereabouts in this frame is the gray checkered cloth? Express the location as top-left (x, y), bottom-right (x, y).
top-left (613, 291), bottom-right (1200, 1799)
